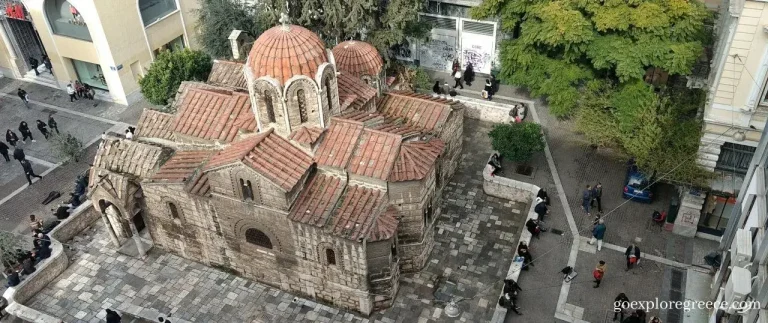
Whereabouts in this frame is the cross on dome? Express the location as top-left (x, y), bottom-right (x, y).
top-left (279, 12), bottom-right (290, 31)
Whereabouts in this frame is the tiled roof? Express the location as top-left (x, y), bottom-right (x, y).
top-left (338, 110), bottom-right (423, 137)
top-left (389, 139), bottom-right (445, 182)
top-left (338, 110), bottom-right (385, 125)
top-left (204, 129), bottom-right (313, 191)
top-left (372, 121), bottom-right (422, 137)
top-left (332, 41), bottom-right (383, 78)
top-left (347, 129), bottom-right (400, 181)
top-left (368, 206), bottom-right (399, 242)
top-left (288, 126), bottom-right (325, 145)
top-left (248, 24), bottom-right (328, 85)
top-left (171, 83), bottom-right (256, 143)
top-left (288, 173), bottom-right (345, 226)
top-left (337, 72), bottom-right (377, 110)
top-left (90, 137), bottom-right (171, 187)
top-left (208, 60), bottom-right (247, 89)
top-left (329, 184), bottom-right (386, 241)
top-left (315, 119), bottom-right (364, 169)
top-left (377, 91), bottom-right (455, 131)
top-left (135, 109), bottom-right (174, 140)
top-left (187, 172), bottom-right (211, 196)
top-left (150, 150), bottom-right (215, 182)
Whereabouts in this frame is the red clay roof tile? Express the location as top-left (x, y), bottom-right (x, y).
top-left (151, 150), bottom-right (215, 181)
top-left (337, 72), bottom-right (376, 110)
top-left (248, 25), bottom-right (328, 85)
top-left (171, 83), bottom-right (256, 143)
top-left (135, 109), bottom-right (174, 140)
top-left (332, 41), bottom-right (383, 78)
top-left (207, 60), bottom-right (247, 90)
top-left (377, 91), bottom-right (455, 131)
top-left (346, 129), bottom-right (401, 181)
top-left (389, 139), bottom-right (445, 182)
top-left (315, 118), bottom-right (364, 169)
top-left (329, 184), bottom-right (386, 241)
top-left (288, 126), bottom-right (325, 145)
top-left (288, 173), bottom-right (345, 226)
top-left (368, 206), bottom-right (399, 242)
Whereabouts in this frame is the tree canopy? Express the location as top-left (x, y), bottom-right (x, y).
top-left (489, 123), bottom-right (545, 164)
top-left (196, 0), bottom-right (269, 59)
top-left (139, 48), bottom-right (213, 108)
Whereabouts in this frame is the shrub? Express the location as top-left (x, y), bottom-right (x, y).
top-left (50, 133), bottom-right (84, 163)
top-left (139, 48), bottom-right (213, 108)
top-left (488, 122), bottom-right (545, 164)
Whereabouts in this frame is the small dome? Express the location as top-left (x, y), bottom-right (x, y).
top-left (247, 25), bottom-right (328, 85)
top-left (332, 41), bottom-right (383, 78)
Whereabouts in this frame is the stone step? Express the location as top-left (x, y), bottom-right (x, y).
top-left (22, 69), bottom-right (60, 90)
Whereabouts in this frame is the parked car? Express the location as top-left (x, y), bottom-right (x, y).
top-left (623, 170), bottom-right (654, 203)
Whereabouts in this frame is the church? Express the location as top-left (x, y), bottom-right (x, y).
top-left (86, 21), bottom-right (463, 314)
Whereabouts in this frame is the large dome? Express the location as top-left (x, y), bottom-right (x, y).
top-left (332, 41), bottom-right (383, 78)
top-left (247, 24), bottom-right (329, 85)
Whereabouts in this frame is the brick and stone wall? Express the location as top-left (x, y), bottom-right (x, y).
top-left (438, 108), bottom-right (464, 190)
top-left (389, 170), bottom-right (438, 272)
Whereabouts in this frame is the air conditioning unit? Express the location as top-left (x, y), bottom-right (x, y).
top-left (732, 229), bottom-right (753, 268)
top-left (725, 266), bottom-right (752, 314)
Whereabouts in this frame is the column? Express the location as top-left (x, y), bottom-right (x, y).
top-left (128, 220), bottom-right (146, 259)
top-left (100, 212), bottom-right (120, 248)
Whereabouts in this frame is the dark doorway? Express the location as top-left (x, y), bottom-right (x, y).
top-left (133, 212), bottom-right (146, 233)
top-left (1, 5), bottom-right (46, 73)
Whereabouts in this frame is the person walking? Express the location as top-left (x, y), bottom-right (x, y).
top-left (593, 260), bottom-right (606, 288)
top-left (452, 58), bottom-right (460, 75)
top-left (42, 55), bottom-right (52, 75)
top-left (20, 159), bottom-right (42, 185)
top-left (518, 241), bottom-right (533, 270)
top-left (483, 79), bottom-right (493, 101)
top-left (588, 219), bottom-right (606, 251)
top-left (13, 146), bottom-right (25, 164)
top-left (625, 243), bottom-right (641, 271)
top-left (453, 69), bottom-right (464, 89)
top-left (464, 62), bottom-right (475, 86)
top-left (582, 185), bottom-right (593, 216)
top-left (613, 293), bottom-right (630, 321)
top-left (0, 141), bottom-right (8, 162)
top-left (66, 84), bottom-right (77, 102)
top-left (17, 88), bottom-right (29, 108)
top-left (47, 115), bottom-right (59, 135)
top-left (36, 120), bottom-right (49, 139)
top-left (18, 121), bottom-right (35, 143)
top-left (28, 56), bottom-right (39, 76)
top-left (6, 130), bottom-right (18, 147)
top-left (591, 182), bottom-right (603, 213)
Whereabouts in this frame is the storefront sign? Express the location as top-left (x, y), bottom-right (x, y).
top-left (4, 3), bottom-right (27, 21)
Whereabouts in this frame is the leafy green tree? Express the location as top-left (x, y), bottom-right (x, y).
top-left (196, 0), bottom-right (269, 59)
top-left (0, 231), bottom-right (22, 268)
top-left (139, 48), bottom-right (213, 107)
top-left (50, 132), bottom-right (84, 163)
top-left (488, 123), bottom-right (545, 164)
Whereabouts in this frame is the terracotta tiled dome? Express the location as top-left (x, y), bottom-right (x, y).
top-left (332, 41), bottom-right (383, 78)
top-left (247, 24), bottom-right (328, 85)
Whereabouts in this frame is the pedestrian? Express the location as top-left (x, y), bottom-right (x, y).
top-left (6, 129), bottom-right (18, 146)
top-left (591, 182), bottom-right (603, 213)
top-left (593, 260), bottom-right (606, 288)
top-left (537, 188), bottom-right (551, 206)
top-left (613, 293), bottom-right (629, 321)
top-left (42, 55), bottom-right (52, 75)
top-left (625, 243), bottom-right (641, 271)
top-left (5, 268), bottom-right (19, 287)
top-left (635, 309), bottom-right (647, 322)
top-left (452, 58), bottom-right (460, 74)
top-left (483, 79), bottom-right (493, 100)
top-left (125, 129), bottom-right (133, 140)
top-left (526, 218), bottom-right (546, 239)
top-left (29, 214), bottom-right (43, 232)
top-left (48, 115), bottom-right (59, 134)
top-left (582, 185), bottom-right (592, 216)
top-left (18, 121), bottom-right (35, 143)
top-left (105, 309), bottom-right (121, 323)
top-left (502, 279), bottom-right (522, 314)
top-left (534, 199), bottom-right (549, 222)
top-left (588, 219), bottom-right (606, 251)
top-left (432, 81), bottom-right (441, 95)
top-left (13, 146), bottom-right (25, 164)
top-left (464, 62), bottom-right (475, 86)
top-left (453, 68), bottom-right (463, 89)
top-left (21, 256), bottom-right (35, 276)
top-left (0, 141), bottom-right (8, 162)
top-left (621, 310), bottom-right (641, 323)
top-left (518, 241), bottom-right (533, 270)
top-left (28, 56), bottom-right (39, 76)
top-left (17, 88), bottom-right (29, 108)
top-left (36, 120), bottom-right (49, 139)
top-left (74, 80), bottom-right (85, 98)
top-left (86, 84), bottom-right (95, 100)
top-left (648, 316), bottom-right (661, 323)
top-left (20, 159), bottom-right (42, 185)
top-left (66, 84), bottom-right (77, 102)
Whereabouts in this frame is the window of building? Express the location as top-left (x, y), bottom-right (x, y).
top-left (324, 78), bottom-right (333, 112)
top-left (716, 143), bottom-right (757, 175)
top-left (325, 248), bottom-right (336, 265)
top-left (264, 90), bottom-right (276, 123)
top-left (44, 0), bottom-right (91, 41)
top-left (391, 243), bottom-right (397, 258)
top-left (245, 228), bottom-right (272, 249)
top-left (139, 0), bottom-right (178, 27)
top-left (297, 89), bottom-right (308, 123)
top-left (168, 202), bottom-right (179, 219)
top-left (71, 59), bottom-right (107, 91)
top-left (153, 35), bottom-right (185, 58)
top-left (240, 179), bottom-right (254, 201)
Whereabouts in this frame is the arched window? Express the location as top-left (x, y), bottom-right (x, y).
top-left (168, 202), bottom-right (179, 219)
top-left (264, 90), bottom-right (276, 123)
top-left (297, 89), bottom-right (308, 123)
top-left (245, 228), bottom-right (272, 249)
top-left (325, 78), bottom-right (334, 112)
top-left (240, 179), bottom-right (254, 201)
top-left (44, 0), bottom-right (91, 41)
top-left (325, 248), bottom-right (336, 265)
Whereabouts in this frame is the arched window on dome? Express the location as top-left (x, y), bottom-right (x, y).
top-left (325, 78), bottom-right (334, 113)
top-left (297, 89), bottom-right (308, 123)
top-left (245, 228), bottom-right (272, 249)
top-left (263, 90), bottom-right (276, 123)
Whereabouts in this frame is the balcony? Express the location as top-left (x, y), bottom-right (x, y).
top-left (44, 0), bottom-right (90, 41)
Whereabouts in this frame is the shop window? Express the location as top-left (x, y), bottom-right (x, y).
top-left (139, 0), bottom-right (178, 27)
top-left (71, 59), bottom-right (106, 91)
top-left (297, 89), bottom-right (308, 123)
top-left (167, 202), bottom-right (179, 219)
top-left (245, 228), bottom-right (272, 249)
top-left (325, 248), bottom-right (336, 265)
top-left (239, 179), bottom-right (254, 201)
top-left (264, 90), bottom-right (276, 123)
top-left (44, 0), bottom-right (91, 41)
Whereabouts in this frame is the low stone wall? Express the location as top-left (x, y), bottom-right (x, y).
top-left (3, 201), bottom-right (100, 322)
top-left (418, 90), bottom-right (525, 123)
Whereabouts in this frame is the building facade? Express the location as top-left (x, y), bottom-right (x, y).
top-left (676, 0), bottom-right (768, 238)
top-left (86, 23), bottom-right (464, 314)
top-left (0, 0), bottom-right (199, 105)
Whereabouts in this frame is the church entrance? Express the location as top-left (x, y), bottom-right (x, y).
top-left (132, 211), bottom-right (146, 233)
top-left (0, 1), bottom-right (46, 74)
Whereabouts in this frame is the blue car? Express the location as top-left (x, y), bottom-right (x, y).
top-left (623, 171), bottom-right (653, 203)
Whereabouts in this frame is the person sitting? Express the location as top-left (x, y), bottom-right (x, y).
top-left (5, 268), bottom-right (20, 287)
top-left (432, 81), bottom-right (442, 95)
top-left (21, 257), bottom-right (36, 276)
top-left (517, 242), bottom-right (533, 270)
top-left (29, 214), bottom-right (43, 232)
top-left (526, 218), bottom-right (546, 239)
top-left (68, 192), bottom-right (81, 209)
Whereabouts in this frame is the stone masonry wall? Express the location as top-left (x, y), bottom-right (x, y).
top-left (438, 108), bottom-right (464, 190)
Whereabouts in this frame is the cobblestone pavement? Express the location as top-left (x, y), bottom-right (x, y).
top-left (26, 118), bottom-right (527, 322)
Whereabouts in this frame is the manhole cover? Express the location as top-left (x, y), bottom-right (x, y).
top-left (550, 228), bottom-right (565, 235)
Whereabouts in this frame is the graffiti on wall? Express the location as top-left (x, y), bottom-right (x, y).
top-left (460, 32), bottom-right (495, 74)
top-left (393, 40), bottom-right (415, 62)
top-left (418, 35), bottom-right (456, 72)
top-left (462, 46), bottom-right (492, 71)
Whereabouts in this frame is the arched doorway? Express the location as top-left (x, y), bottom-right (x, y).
top-left (1, 1), bottom-right (46, 74)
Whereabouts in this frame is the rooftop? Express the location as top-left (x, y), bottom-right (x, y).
top-left (247, 24), bottom-right (328, 85)
top-left (171, 83), bottom-right (256, 143)
top-left (337, 72), bottom-right (377, 111)
top-left (207, 60), bottom-right (247, 90)
top-left (315, 119), bottom-right (365, 169)
top-left (332, 41), bottom-right (383, 78)
top-left (150, 150), bottom-right (216, 183)
top-left (288, 173), bottom-right (345, 227)
top-left (135, 109), bottom-right (175, 140)
top-left (288, 126), bottom-right (325, 146)
top-left (346, 129), bottom-right (400, 181)
top-left (389, 140), bottom-right (445, 182)
top-left (377, 91), bottom-right (455, 132)
top-left (329, 184), bottom-right (387, 241)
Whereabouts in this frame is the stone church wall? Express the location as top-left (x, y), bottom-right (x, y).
top-left (438, 108), bottom-right (464, 191)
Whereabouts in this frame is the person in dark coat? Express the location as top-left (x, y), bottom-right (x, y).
top-left (526, 218), bottom-right (546, 239)
top-left (42, 55), bottom-right (53, 75)
top-left (625, 243), bottom-right (641, 270)
top-left (20, 159), bottom-right (42, 185)
top-left (28, 56), bottom-right (39, 76)
top-left (517, 242), bottom-right (533, 270)
top-left (5, 269), bottom-right (19, 287)
top-left (17, 88), bottom-right (29, 108)
top-left (432, 81), bottom-right (442, 95)
top-left (105, 309), bottom-right (121, 323)
top-left (18, 121), bottom-right (34, 143)
top-left (483, 79), bottom-right (493, 101)
top-left (534, 200), bottom-right (549, 222)
top-left (47, 115), bottom-right (59, 134)
top-left (21, 257), bottom-right (36, 276)
top-left (0, 141), bottom-right (9, 162)
top-left (463, 63), bottom-right (475, 86)
top-left (500, 279), bottom-right (522, 314)
top-left (591, 182), bottom-right (603, 213)
top-left (613, 293), bottom-right (629, 321)
top-left (13, 146), bottom-right (25, 164)
top-left (6, 130), bottom-right (18, 147)
top-left (452, 58), bottom-right (460, 74)
top-left (35, 120), bottom-right (49, 139)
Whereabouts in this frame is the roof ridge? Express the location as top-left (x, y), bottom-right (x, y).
top-left (231, 128), bottom-right (274, 162)
top-left (329, 116), bottom-right (365, 126)
top-left (388, 91), bottom-right (455, 106)
top-left (362, 127), bottom-right (403, 141)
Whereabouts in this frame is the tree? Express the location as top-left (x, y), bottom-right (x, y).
top-left (50, 133), bottom-right (84, 163)
top-left (139, 48), bottom-right (213, 107)
top-left (488, 123), bottom-right (545, 164)
top-left (0, 231), bottom-right (22, 268)
top-left (196, 0), bottom-right (269, 59)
